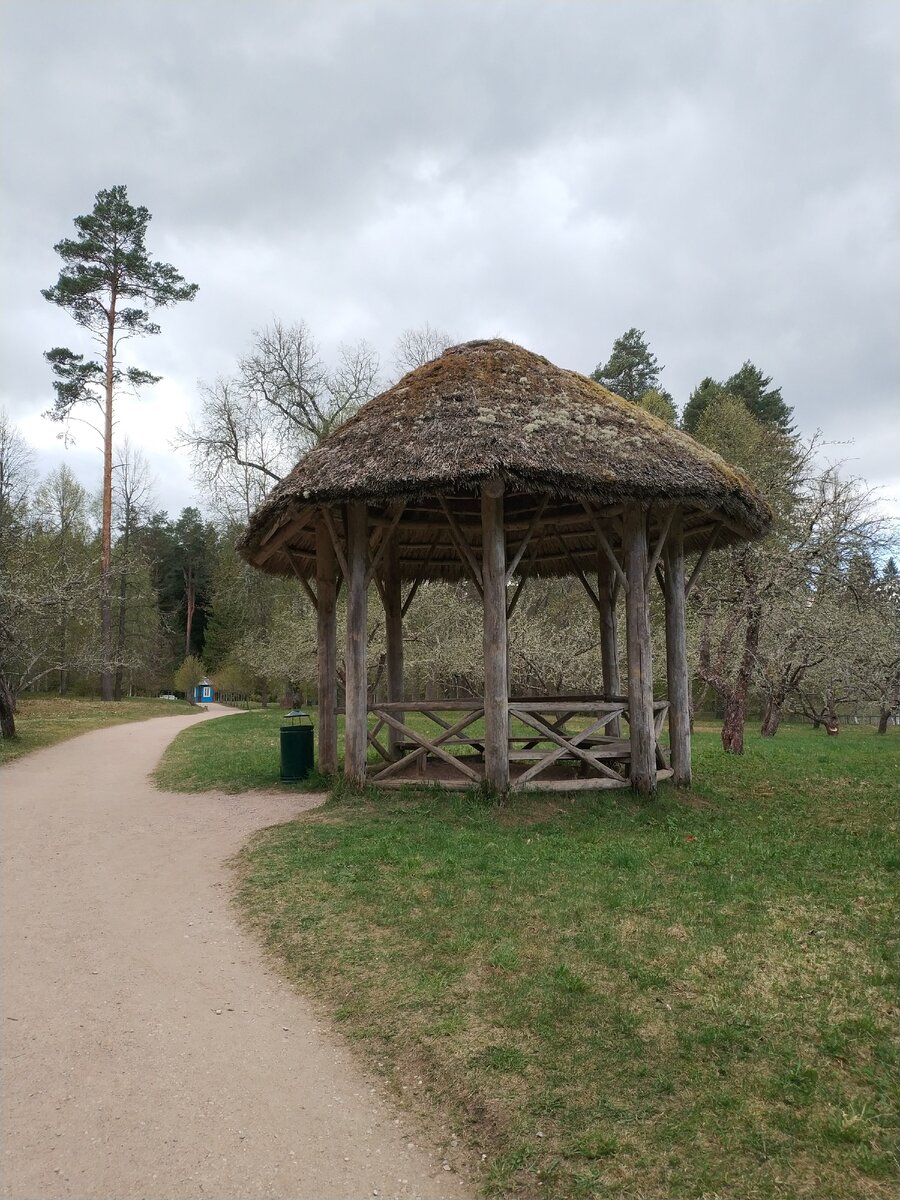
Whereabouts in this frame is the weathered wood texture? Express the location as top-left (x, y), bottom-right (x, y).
top-left (368, 706), bottom-right (485, 783)
top-left (344, 501), bottom-right (369, 784)
top-left (481, 480), bottom-right (510, 790)
top-left (664, 508), bottom-right (692, 786)
top-left (315, 515), bottom-right (338, 774)
top-left (597, 550), bottom-right (621, 736)
top-left (382, 536), bottom-right (404, 756)
top-left (623, 504), bottom-right (657, 795)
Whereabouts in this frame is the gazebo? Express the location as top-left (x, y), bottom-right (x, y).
top-left (237, 339), bottom-right (770, 796)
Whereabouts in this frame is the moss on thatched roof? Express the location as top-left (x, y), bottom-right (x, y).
top-left (238, 339), bottom-right (771, 580)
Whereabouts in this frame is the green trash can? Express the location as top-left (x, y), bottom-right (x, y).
top-left (280, 710), bottom-right (314, 782)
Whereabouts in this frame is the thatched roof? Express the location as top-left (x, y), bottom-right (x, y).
top-left (237, 338), bottom-right (772, 580)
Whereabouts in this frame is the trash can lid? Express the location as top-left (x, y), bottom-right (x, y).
top-left (282, 709), bottom-right (312, 725)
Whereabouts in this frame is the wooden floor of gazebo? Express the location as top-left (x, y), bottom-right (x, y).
top-left (363, 696), bottom-right (674, 792)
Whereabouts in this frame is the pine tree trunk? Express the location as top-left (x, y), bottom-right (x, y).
top-left (113, 569), bottom-right (128, 700)
top-left (99, 302), bottom-right (116, 700)
top-left (184, 562), bottom-right (195, 659)
top-left (0, 674), bottom-right (16, 739)
top-left (114, 525), bottom-right (130, 701)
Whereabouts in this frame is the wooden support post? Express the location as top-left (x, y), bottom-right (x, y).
top-left (597, 550), bottom-right (621, 736)
top-left (382, 535), bottom-right (404, 757)
top-left (664, 509), bottom-right (692, 787)
top-left (315, 517), bottom-right (338, 774)
top-left (623, 504), bottom-right (656, 796)
top-left (481, 479), bottom-right (509, 792)
top-left (344, 500), bottom-right (369, 785)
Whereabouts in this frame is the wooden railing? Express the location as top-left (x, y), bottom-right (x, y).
top-left (365, 697), bottom-right (672, 791)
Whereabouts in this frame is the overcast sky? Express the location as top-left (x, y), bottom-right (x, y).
top-left (1, 0), bottom-right (897, 522)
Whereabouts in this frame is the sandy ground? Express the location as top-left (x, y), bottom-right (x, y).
top-left (1, 706), bottom-right (472, 1200)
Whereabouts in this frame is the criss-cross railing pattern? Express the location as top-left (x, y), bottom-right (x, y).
top-left (507, 698), bottom-right (670, 790)
top-left (365, 697), bottom-right (672, 791)
top-left (367, 702), bottom-right (485, 784)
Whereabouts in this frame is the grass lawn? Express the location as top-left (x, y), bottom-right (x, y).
top-left (227, 724), bottom-right (899, 1199)
top-left (0, 694), bottom-right (196, 765)
top-left (153, 705), bottom-right (332, 792)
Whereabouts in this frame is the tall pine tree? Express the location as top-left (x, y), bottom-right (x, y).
top-left (43, 185), bottom-right (198, 698)
top-left (682, 362), bottom-right (793, 435)
top-left (591, 328), bottom-right (662, 402)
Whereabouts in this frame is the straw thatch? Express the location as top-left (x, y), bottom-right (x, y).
top-left (237, 338), bottom-right (771, 580)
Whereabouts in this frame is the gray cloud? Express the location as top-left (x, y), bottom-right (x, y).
top-left (2, 0), bottom-right (897, 516)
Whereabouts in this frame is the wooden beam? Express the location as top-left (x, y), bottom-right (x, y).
top-left (691, 506), bottom-right (752, 540)
top-left (597, 548), bottom-right (621, 737)
top-left (506, 573), bottom-right (528, 620)
top-left (382, 534), bottom-right (404, 757)
top-left (508, 699), bottom-right (635, 713)
top-left (513, 770), bottom-right (671, 794)
top-left (256, 508), bottom-right (315, 565)
top-left (315, 516), bottom-right (338, 774)
top-left (664, 510), bottom-right (691, 787)
top-left (400, 576), bottom-right (422, 618)
top-left (581, 501), bottom-right (629, 593)
top-left (401, 534), bottom-right (439, 617)
top-left (515, 714), bottom-right (617, 785)
top-left (645, 506), bottom-right (676, 590)
top-left (481, 479), bottom-right (509, 791)
top-left (366, 501), bottom-right (406, 585)
top-left (259, 515), bottom-right (288, 547)
top-left (439, 495), bottom-right (484, 596)
top-left (285, 549), bottom-right (318, 611)
top-left (396, 497), bottom-right (616, 528)
top-left (555, 526), bottom-right (603, 613)
top-left (320, 506), bottom-right (350, 581)
top-left (372, 571), bottom-right (386, 607)
top-left (512, 709), bottom-right (627, 782)
top-left (505, 494), bottom-right (550, 583)
top-left (623, 504), bottom-right (656, 796)
top-left (366, 724), bottom-right (394, 764)
top-left (685, 525), bottom-right (721, 598)
top-left (344, 501), bottom-right (369, 785)
top-left (370, 709), bottom-right (482, 782)
top-left (507, 529), bottom-right (544, 619)
top-left (397, 537), bottom-right (606, 575)
top-left (369, 707), bottom-right (484, 781)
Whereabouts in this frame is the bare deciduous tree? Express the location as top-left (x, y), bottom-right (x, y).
top-left (392, 322), bottom-right (455, 378)
top-left (0, 408), bottom-right (35, 538)
top-left (0, 535), bottom-right (100, 735)
top-left (178, 320), bottom-right (380, 518)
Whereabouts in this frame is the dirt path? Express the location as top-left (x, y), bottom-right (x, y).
top-left (1, 707), bottom-right (472, 1200)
